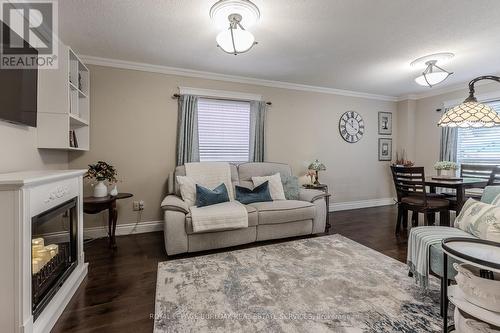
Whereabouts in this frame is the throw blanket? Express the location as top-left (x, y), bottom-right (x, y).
top-left (185, 162), bottom-right (247, 233)
top-left (407, 226), bottom-right (474, 288)
top-left (185, 162), bottom-right (235, 200)
top-left (190, 201), bottom-right (248, 233)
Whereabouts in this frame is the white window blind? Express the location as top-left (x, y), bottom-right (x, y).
top-left (457, 100), bottom-right (500, 166)
top-left (197, 98), bottom-right (251, 163)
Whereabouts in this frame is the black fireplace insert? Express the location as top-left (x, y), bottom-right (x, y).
top-left (31, 197), bottom-right (78, 320)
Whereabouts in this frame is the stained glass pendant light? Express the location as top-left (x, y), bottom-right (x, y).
top-left (438, 76), bottom-right (500, 128)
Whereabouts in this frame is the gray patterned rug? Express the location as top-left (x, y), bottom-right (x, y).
top-left (154, 234), bottom-right (442, 332)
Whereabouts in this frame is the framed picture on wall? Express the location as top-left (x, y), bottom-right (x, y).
top-left (378, 112), bottom-right (392, 135)
top-left (378, 138), bottom-right (392, 161)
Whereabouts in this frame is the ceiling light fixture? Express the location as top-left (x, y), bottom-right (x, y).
top-left (438, 76), bottom-right (500, 128)
top-left (411, 53), bottom-right (454, 87)
top-left (210, 0), bottom-right (260, 55)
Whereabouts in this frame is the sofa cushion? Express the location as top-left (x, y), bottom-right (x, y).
top-left (195, 183), bottom-right (229, 207)
top-left (249, 200), bottom-right (315, 225)
top-left (235, 181), bottom-right (273, 204)
top-left (174, 163), bottom-right (239, 197)
top-left (252, 173), bottom-right (286, 200)
top-left (185, 205), bottom-right (258, 234)
top-left (281, 175), bottom-right (300, 200)
top-left (237, 162), bottom-right (292, 189)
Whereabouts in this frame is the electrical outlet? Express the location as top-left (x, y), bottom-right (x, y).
top-left (133, 201), bottom-right (145, 211)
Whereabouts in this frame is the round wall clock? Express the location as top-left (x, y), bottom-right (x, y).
top-left (339, 111), bottom-right (365, 143)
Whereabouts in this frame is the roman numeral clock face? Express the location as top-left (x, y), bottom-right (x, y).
top-left (339, 111), bottom-right (365, 143)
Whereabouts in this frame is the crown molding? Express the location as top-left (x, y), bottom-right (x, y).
top-left (396, 76), bottom-right (499, 101)
top-left (80, 55), bottom-right (399, 102)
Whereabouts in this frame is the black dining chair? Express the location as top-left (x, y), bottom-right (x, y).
top-left (391, 166), bottom-right (451, 235)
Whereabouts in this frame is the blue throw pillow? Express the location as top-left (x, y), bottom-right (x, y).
top-left (235, 181), bottom-right (273, 204)
top-left (281, 175), bottom-right (300, 200)
top-left (195, 183), bottom-right (230, 207)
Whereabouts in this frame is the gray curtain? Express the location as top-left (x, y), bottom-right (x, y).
top-left (439, 108), bottom-right (458, 162)
top-left (176, 95), bottom-right (199, 166)
top-left (249, 101), bottom-right (267, 162)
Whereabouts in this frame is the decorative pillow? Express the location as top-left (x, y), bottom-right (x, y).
top-left (492, 193), bottom-right (500, 206)
top-left (481, 186), bottom-right (500, 205)
top-left (252, 173), bottom-right (286, 200)
top-left (235, 181), bottom-right (273, 205)
top-left (281, 175), bottom-right (300, 200)
top-left (176, 176), bottom-right (197, 207)
top-left (195, 183), bottom-right (230, 208)
top-left (455, 198), bottom-right (500, 242)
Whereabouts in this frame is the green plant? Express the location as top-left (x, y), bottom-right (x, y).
top-left (434, 161), bottom-right (457, 170)
top-left (85, 161), bottom-right (117, 183)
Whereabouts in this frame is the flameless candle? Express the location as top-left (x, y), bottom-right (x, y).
top-left (32, 238), bottom-right (44, 247)
top-left (45, 244), bottom-right (59, 258)
top-left (35, 248), bottom-right (51, 265)
top-left (32, 258), bottom-right (42, 274)
top-left (32, 244), bottom-right (44, 257)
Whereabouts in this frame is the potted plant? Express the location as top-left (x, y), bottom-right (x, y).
top-left (434, 161), bottom-right (457, 178)
top-left (85, 161), bottom-right (117, 197)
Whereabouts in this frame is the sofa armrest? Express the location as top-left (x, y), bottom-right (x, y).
top-left (299, 188), bottom-right (330, 203)
top-left (161, 195), bottom-right (189, 214)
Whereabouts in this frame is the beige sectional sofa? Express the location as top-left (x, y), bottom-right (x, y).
top-left (161, 162), bottom-right (329, 255)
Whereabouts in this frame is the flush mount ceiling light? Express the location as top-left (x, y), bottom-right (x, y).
top-left (411, 53), bottom-right (454, 87)
top-left (210, 0), bottom-right (260, 55)
top-left (438, 76), bottom-right (500, 128)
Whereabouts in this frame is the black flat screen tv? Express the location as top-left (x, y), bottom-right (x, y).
top-left (0, 21), bottom-right (38, 127)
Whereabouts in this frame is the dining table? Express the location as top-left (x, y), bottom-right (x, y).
top-left (425, 177), bottom-right (489, 214)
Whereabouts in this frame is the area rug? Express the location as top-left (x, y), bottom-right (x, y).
top-left (154, 235), bottom-right (443, 332)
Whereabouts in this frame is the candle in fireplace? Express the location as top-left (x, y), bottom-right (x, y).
top-left (32, 258), bottom-right (42, 274)
top-left (32, 238), bottom-right (44, 247)
top-left (45, 244), bottom-right (59, 258)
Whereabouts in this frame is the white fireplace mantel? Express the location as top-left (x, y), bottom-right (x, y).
top-left (0, 170), bottom-right (88, 333)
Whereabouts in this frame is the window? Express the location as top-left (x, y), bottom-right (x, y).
top-left (197, 98), bottom-right (251, 163)
top-left (456, 100), bottom-right (500, 166)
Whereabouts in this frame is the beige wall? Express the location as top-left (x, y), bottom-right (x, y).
top-left (0, 121), bottom-right (68, 173)
top-left (69, 65), bottom-right (398, 227)
top-left (396, 99), bottom-right (416, 161)
top-left (414, 82), bottom-right (500, 171)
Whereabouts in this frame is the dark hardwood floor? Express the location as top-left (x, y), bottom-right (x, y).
top-left (52, 204), bottom-right (407, 332)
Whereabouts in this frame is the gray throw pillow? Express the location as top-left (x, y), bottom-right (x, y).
top-left (281, 175), bottom-right (300, 200)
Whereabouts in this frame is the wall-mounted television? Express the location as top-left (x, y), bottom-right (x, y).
top-left (0, 21), bottom-right (38, 127)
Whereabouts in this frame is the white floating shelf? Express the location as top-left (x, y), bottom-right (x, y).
top-left (69, 113), bottom-right (88, 127)
top-left (69, 81), bottom-right (88, 98)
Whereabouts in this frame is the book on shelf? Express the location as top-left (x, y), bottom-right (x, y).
top-left (69, 130), bottom-right (78, 148)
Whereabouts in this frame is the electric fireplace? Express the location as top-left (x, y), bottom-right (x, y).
top-left (31, 197), bottom-right (78, 320)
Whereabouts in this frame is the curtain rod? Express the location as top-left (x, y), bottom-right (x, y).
top-left (172, 93), bottom-right (272, 106)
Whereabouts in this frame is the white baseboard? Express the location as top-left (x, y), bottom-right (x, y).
top-left (330, 197), bottom-right (396, 212)
top-left (83, 220), bottom-right (164, 239)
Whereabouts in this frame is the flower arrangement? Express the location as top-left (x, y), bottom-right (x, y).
top-left (392, 149), bottom-right (414, 167)
top-left (434, 161), bottom-right (457, 171)
top-left (306, 170), bottom-right (316, 184)
top-left (85, 161), bottom-right (117, 183)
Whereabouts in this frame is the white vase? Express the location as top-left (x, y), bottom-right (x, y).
top-left (93, 180), bottom-right (108, 197)
top-left (438, 169), bottom-right (455, 178)
top-left (109, 184), bottom-right (118, 196)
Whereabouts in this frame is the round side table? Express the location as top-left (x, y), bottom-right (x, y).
top-left (83, 193), bottom-right (133, 248)
top-left (441, 237), bottom-right (500, 332)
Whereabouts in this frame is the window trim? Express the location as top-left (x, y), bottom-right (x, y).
top-left (179, 87), bottom-right (262, 102)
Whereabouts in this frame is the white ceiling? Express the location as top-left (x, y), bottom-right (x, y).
top-left (59, 0), bottom-right (500, 98)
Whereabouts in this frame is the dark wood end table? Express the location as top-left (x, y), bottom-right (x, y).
top-left (83, 193), bottom-right (133, 248)
top-left (302, 184), bottom-right (331, 232)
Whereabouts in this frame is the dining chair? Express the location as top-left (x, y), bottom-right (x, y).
top-left (391, 166), bottom-right (451, 235)
top-left (461, 164), bottom-right (497, 198)
top-left (487, 166), bottom-right (500, 186)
